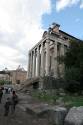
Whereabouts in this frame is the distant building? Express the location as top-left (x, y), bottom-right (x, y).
top-left (0, 74), bottom-right (9, 81)
top-left (0, 68), bottom-right (10, 82)
top-left (0, 66), bottom-right (27, 85)
top-left (10, 66), bottom-right (27, 85)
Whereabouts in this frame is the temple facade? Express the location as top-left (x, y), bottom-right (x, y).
top-left (27, 23), bottom-right (80, 87)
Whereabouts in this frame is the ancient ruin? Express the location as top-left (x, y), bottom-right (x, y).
top-left (27, 23), bottom-right (80, 89)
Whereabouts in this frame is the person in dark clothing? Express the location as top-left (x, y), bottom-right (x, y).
top-left (5, 88), bottom-right (8, 94)
top-left (11, 91), bottom-right (18, 114)
top-left (4, 97), bottom-right (11, 116)
top-left (0, 88), bottom-right (3, 103)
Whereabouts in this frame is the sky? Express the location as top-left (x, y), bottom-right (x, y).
top-left (0, 0), bottom-right (83, 71)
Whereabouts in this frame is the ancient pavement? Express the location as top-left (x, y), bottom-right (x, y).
top-left (0, 92), bottom-right (50, 125)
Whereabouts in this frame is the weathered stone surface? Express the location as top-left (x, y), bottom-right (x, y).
top-left (65, 106), bottom-right (83, 125)
top-left (50, 106), bottom-right (67, 125)
top-left (26, 105), bottom-right (67, 125)
top-left (18, 92), bottom-right (67, 125)
top-left (56, 97), bottom-right (65, 107)
top-left (26, 103), bottom-right (51, 116)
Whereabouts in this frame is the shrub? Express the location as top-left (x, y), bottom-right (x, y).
top-left (64, 80), bottom-right (80, 93)
top-left (0, 80), bottom-right (4, 85)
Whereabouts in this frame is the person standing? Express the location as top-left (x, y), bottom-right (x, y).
top-left (0, 88), bottom-right (3, 103)
top-left (4, 97), bottom-right (11, 116)
top-left (11, 91), bottom-right (18, 114)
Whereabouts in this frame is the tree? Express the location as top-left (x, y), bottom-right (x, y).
top-left (64, 40), bottom-right (80, 68)
top-left (64, 40), bottom-right (83, 93)
top-left (0, 80), bottom-right (4, 85)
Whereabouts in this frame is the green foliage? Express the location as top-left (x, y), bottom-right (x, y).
top-left (31, 90), bottom-right (57, 104)
top-left (64, 67), bottom-right (80, 82)
top-left (0, 80), bottom-right (4, 85)
top-left (64, 80), bottom-right (80, 93)
top-left (64, 40), bottom-right (83, 93)
top-left (0, 80), bottom-right (11, 85)
top-left (63, 95), bottom-right (83, 107)
top-left (32, 90), bottom-right (83, 107)
top-left (64, 40), bottom-right (82, 68)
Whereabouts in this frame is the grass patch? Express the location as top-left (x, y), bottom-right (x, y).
top-left (31, 90), bottom-right (83, 107)
top-left (31, 90), bottom-right (57, 104)
top-left (63, 95), bottom-right (83, 107)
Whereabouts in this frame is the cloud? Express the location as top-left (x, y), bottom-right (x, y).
top-left (0, 0), bottom-right (51, 70)
top-left (56, 0), bottom-right (83, 11)
top-left (80, 0), bottom-right (83, 8)
top-left (0, 45), bottom-right (20, 69)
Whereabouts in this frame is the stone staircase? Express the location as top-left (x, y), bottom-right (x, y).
top-left (19, 77), bottom-right (40, 92)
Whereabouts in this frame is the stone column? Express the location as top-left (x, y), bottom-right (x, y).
top-left (37, 46), bottom-right (40, 77)
top-left (46, 39), bottom-right (50, 76)
top-left (27, 52), bottom-right (30, 78)
top-left (30, 51), bottom-right (33, 78)
top-left (54, 42), bottom-right (58, 78)
top-left (33, 50), bottom-right (36, 77)
top-left (60, 44), bottom-right (65, 56)
top-left (41, 43), bottom-right (44, 77)
top-left (60, 44), bottom-right (65, 77)
top-left (29, 52), bottom-right (32, 78)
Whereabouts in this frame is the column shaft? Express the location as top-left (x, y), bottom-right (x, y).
top-left (60, 44), bottom-right (65, 56)
top-left (54, 42), bottom-right (58, 78)
top-left (41, 43), bottom-right (44, 77)
top-left (28, 53), bottom-right (30, 78)
top-left (30, 51), bottom-right (33, 78)
top-left (37, 47), bottom-right (40, 77)
top-left (60, 44), bottom-right (65, 77)
top-left (33, 50), bottom-right (36, 77)
top-left (46, 39), bottom-right (50, 76)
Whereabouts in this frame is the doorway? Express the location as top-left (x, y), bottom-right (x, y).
top-left (33, 82), bottom-right (39, 89)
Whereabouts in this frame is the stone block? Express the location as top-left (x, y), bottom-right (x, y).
top-left (65, 106), bottom-right (83, 125)
top-left (50, 106), bottom-right (67, 125)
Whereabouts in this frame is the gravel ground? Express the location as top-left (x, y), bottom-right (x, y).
top-left (0, 92), bottom-right (50, 125)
